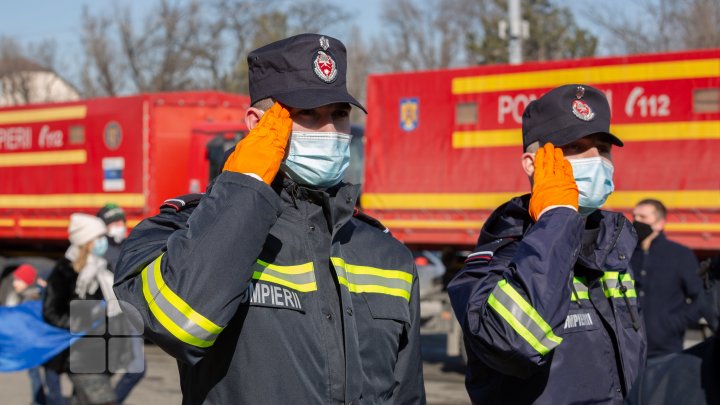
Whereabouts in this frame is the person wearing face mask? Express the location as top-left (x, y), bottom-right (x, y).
top-left (631, 199), bottom-right (703, 359)
top-left (112, 33), bottom-right (425, 404)
top-left (43, 213), bottom-right (119, 405)
top-left (449, 84), bottom-right (645, 404)
top-left (96, 203), bottom-right (128, 274)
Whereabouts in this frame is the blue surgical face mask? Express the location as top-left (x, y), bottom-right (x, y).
top-left (281, 131), bottom-right (351, 188)
top-left (91, 236), bottom-right (108, 257)
top-left (568, 157), bottom-right (615, 215)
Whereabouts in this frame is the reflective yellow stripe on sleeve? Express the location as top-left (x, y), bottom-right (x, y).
top-left (488, 279), bottom-right (563, 356)
top-left (331, 257), bottom-right (413, 301)
top-left (141, 253), bottom-right (223, 348)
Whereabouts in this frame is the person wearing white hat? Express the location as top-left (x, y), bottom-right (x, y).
top-left (43, 213), bottom-right (119, 405)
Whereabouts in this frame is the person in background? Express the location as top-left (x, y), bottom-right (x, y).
top-left (96, 204), bottom-right (145, 405)
top-left (96, 204), bottom-right (127, 273)
top-left (632, 199), bottom-right (703, 359)
top-left (627, 255), bottom-right (720, 404)
top-left (43, 213), bottom-right (117, 405)
top-left (1, 263), bottom-right (51, 405)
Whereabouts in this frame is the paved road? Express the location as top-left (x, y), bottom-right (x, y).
top-left (0, 332), bottom-right (470, 405)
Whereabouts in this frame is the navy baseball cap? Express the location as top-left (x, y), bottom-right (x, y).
top-left (521, 84), bottom-right (623, 151)
top-left (247, 33), bottom-right (366, 113)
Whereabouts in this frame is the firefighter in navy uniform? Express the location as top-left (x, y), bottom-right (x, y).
top-left (448, 85), bottom-right (646, 404)
top-left (113, 33), bottom-right (425, 404)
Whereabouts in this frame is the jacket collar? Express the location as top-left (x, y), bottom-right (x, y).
top-left (274, 173), bottom-right (360, 232)
top-left (481, 194), bottom-right (635, 271)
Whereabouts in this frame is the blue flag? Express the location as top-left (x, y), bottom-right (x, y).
top-left (0, 301), bottom-right (78, 372)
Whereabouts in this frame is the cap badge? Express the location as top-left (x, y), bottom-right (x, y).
top-left (319, 36), bottom-right (330, 51)
top-left (572, 99), bottom-right (595, 121)
top-left (576, 86), bottom-right (585, 99)
top-left (313, 50), bottom-right (338, 83)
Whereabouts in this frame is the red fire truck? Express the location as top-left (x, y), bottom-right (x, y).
top-left (363, 48), bottom-right (720, 254)
top-left (0, 91), bottom-right (249, 250)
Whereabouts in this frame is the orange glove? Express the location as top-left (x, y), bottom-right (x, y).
top-left (223, 102), bottom-right (292, 184)
top-left (528, 143), bottom-right (579, 222)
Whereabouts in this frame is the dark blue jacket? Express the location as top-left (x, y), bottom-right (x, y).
top-left (113, 172), bottom-right (425, 404)
top-left (631, 232), bottom-right (702, 358)
top-left (449, 195), bottom-right (646, 404)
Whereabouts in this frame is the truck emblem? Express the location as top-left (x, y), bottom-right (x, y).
top-left (103, 121), bottom-right (123, 150)
top-left (313, 50), bottom-right (338, 83)
top-left (319, 36), bottom-right (330, 51)
top-left (400, 98), bottom-right (419, 131)
top-left (571, 99), bottom-right (595, 121)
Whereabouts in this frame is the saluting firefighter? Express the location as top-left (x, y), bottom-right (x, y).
top-left (449, 85), bottom-right (646, 404)
top-left (113, 33), bottom-right (425, 404)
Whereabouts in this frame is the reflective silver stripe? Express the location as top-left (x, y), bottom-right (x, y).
top-left (331, 258), bottom-right (412, 300)
top-left (143, 256), bottom-right (220, 344)
top-left (252, 263), bottom-right (317, 286)
top-left (490, 282), bottom-right (562, 353)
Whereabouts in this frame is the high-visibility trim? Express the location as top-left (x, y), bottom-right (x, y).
top-left (452, 120), bottom-right (720, 148)
top-left (571, 277), bottom-right (590, 301)
top-left (488, 280), bottom-right (562, 356)
top-left (601, 272), bottom-right (637, 299)
top-left (141, 254), bottom-right (222, 348)
top-left (0, 105), bottom-right (87, 124)
top-left (0, 218), bottom-right (13, 227)
top-left (331, 257), bottom-right (413, 301)
top-left (452, 58), bottom-right (720, 94)
top-left (252, 260), bottom-right (317, 293)
top-left (0, 149), bottom-right (88, 167)
top-left (361, 190), bottom-right (720, 210)
top-left (0, 193), bottom-right (146, 209)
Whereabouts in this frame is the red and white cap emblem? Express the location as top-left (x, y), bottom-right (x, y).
top-left (313, 50), bottom-right (338, 83)
top-left (572, 99), bottom-right (595, 121)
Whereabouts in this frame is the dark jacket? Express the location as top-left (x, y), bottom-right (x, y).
top-left (631, 232), bottom-right (703, 357)
top-left (626, 336), bottom-right (720, 405)
top-left (449, 195), bottom-right (646, 404)
top-left (42, 258), bottom-right (104, 373)
top-left (113, 172), bottom-right (425, 404)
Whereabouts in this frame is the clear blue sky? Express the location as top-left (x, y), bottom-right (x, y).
top-left (0, 0), bottom-right (631, 70)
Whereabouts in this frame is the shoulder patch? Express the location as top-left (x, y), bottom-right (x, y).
top-left (160, 193), bottom-right (204, 212)
top-left (353, 208), bottom-right (390, 234)
top-left (465, 238), bottom-right (515, 266)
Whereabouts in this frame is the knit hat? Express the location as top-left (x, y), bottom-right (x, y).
top-left (96, 203), bottom-right (126, 225)
top-left (13, 264), bottom-right (37, 285)
top-left (68, 213), bottom-right (107, 246)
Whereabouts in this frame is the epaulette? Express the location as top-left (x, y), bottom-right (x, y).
top-left (353, 208), bottom-right (390, 234)
top-left (160, 193), bottom-right (204, 212)
top-left (464, 237), bottom-right (515, 266)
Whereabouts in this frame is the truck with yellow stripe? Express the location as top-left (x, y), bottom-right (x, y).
top-left (0, 91), bottom-right (249, 252)
top-left (363, 48), bottom-right (720, 253)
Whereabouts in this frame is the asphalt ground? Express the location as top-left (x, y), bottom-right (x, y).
top-left (0, 329), bottom-right (707, 405)
top-left (0, 332), bottom-right (470, 405)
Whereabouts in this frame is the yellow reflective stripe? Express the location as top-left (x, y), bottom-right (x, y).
top-left (497, 280), bottom-right (563, 345)
top-left (256, 259), bottom-right (314, 275)
top-left (571, 291), bottom-right (590, 301)
top-left (140, 258), bottom-right (215, 348)
top-left (337, 276), bottom-right (411, 300)
top-left (252, 271), bottom-right (318, 293)
top-left (152, 257), bottom-right (222, 335)
top-left (332, 257), bottom-right (412, 301)
top-left (571, 277), bottom-right (590, 301)
top-left (331, 257), bottom-right (413, 283)
top-left (487, 294), bottom-right (553, 356)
